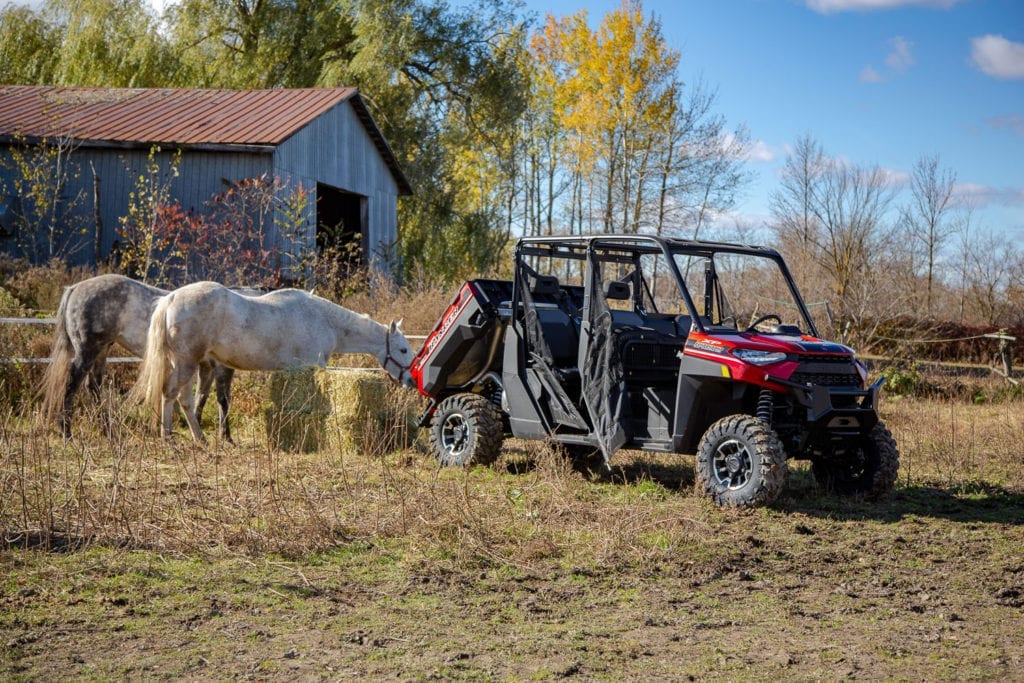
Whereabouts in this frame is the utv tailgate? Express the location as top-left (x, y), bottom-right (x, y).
top-left (411, 279), bottom-right (513, 397)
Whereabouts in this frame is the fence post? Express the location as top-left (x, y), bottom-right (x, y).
top-left (984, 330), bottom-right (1017, 385)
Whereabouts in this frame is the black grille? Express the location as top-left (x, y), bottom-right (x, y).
top-left (789, 355), bottom-right (861, 387)
top-left (800, 354), bottom-right (855, 364)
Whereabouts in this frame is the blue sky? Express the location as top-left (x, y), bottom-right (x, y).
top-left (514, 0), bottom-right (1024, 240)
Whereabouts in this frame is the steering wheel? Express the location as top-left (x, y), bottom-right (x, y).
top-left (746, 314), bottom-right (781, 331)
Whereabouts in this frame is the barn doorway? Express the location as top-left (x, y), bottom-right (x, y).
top-left (316, 182), bottom-right (367, 269)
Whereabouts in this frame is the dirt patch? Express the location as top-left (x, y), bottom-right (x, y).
top-left (2, 399), bottom-right (1023, 679)
top-left (4, 498), bottom-right (1023, 681)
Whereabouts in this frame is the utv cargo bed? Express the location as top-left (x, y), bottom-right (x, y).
top-left (411, 279), bottom-right (512, 397)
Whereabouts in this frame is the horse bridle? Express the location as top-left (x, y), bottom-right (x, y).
top-left (382, 329), bottom-right (411, 382)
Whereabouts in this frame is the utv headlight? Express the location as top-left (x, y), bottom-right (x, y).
top-left (732, 349), bottom-right (787, 366)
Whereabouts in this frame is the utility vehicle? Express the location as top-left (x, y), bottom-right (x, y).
top-left (410, 235), bottom-right (898, 508)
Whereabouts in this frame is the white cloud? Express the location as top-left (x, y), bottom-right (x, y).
top-left (859, 36), bottom-right (913, 84)
top-left (989, 114), bottom-right (1024, 136)
top-left (954, 182), bottom-right (1024, 208)
top-left (886, 36), bottom-right (914, 72)
top-left (970, 35), bottom-right (1024, 80)
top-left (881, 167), bottom-right (910, 188)
top-left (859, 65), bottom-right (884, 83)
top-left (745, 140), bottom-right (777, 163)
top-left (807, 0), bottom-right (963, 13)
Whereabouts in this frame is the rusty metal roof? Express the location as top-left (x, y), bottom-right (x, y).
top-left (0, 85), bottom-right (412, 194)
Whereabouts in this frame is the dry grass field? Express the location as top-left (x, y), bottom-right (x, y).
top-left (1, 370), bottom-right (1022, 681)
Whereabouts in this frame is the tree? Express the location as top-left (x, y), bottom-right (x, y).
top-left (116, 147), bottom-right (183, 283)
top-left (769, 135), bottom-right (829, 306)
top-left (901, 154), bottom-right (958, 317)
top-left (958, 226), bottom-right (1018, 327)
top-left (667, 87), bottom-right (751, 240)
top-left (770, 138), bottom-right (901, 345)
top-left (332, 0), bottom-right (529, 282)
top-left (0, 4), bottom-right (60, 85)
top-left (809, 158), bottom-right (897, 314)
top-left (167, 0), bottom-right (354, 88)
top-left (55, 0), bottom-right (178, 87)
top-left (526, 1), bottom-right (748, 239)
top-left (770, 134), bottom-right (826, 250)
top-left (0, 0), bottom-right (178, 88)
top-left (0, 136), bottom-right (89, 263)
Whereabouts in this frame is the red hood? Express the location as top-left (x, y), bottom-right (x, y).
top-left (685, 330), bottom-right (855, 355)
top-left (719, 331), bottom-right (855, 355)
top-left (683, 330), bottom-right (862, 389)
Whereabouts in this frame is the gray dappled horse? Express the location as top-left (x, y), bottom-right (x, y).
top-left (39, 274), bottom-right (253, 441)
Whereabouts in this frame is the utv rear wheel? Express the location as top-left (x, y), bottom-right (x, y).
top-left (429, 393), bottom-right (503, 467)
top-left (813, 422), bottom-right (899, 498)
top-left (696, 415), bottom-right (787, 508)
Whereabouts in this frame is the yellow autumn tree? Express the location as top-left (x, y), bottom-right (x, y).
top-left (525, 0), bottom-right (748, 237)
top-left (531, 1), bottom-right (679, 234)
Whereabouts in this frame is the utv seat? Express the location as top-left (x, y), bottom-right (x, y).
top-left (531, 276), bottom-right (580, 370)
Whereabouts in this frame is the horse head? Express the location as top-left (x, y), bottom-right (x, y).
top-left (382, 319), bottom-right (416, 389)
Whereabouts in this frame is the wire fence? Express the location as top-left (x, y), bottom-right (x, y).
top-left (0, 316), bottom-right (428, 368)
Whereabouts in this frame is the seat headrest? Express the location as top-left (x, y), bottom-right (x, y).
top-left (604, 281), bottom-right (630, 301)
top-left (532, 275), bottom-right (560, 296)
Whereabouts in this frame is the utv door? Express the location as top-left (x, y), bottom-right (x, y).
top-left (502, 258), bottom-right (589, 438)
top-left (576, 247), bottom-right (628, 462)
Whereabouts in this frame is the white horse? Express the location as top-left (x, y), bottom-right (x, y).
top-left (136, 281), bottom-right (415, 442)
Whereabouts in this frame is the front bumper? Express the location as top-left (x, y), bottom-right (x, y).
top-left (768, 376), bottom-right (884, 452)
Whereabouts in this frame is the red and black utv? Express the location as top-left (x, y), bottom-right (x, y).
top-left (410, 235), bottom-right (898, 508)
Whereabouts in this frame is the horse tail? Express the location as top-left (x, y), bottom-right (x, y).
top-left (132, 294), bottom-right (173, 425)
top-left (38, 284), bottom-right (75, 424)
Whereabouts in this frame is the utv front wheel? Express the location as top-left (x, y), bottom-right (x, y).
top-left (812, 422), bottom-right (899, 498)
top-left (696, 415), bottom-right (787, 508)
top-left (429, 393), bottom-right (503, 467)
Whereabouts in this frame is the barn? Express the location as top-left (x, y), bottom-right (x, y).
top-left (0, 85), bottom-right (412, 280)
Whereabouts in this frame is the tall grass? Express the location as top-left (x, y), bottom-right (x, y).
top-left (4, 379), bottom-right (1019, 567)
top-left (884, 397), bottom-right (1024, 490)
top-left (2, 259), bottom-right (1022, 567)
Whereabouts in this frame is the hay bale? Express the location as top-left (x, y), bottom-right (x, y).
top-left (263, 368), bottom-right (420, 454)
top-left (263, 367), bottom-right (329, 452)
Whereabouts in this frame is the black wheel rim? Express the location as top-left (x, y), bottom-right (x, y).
top-left (836, 447), bottom-right (870, 485)
top-left (440, 413), bottom-right (469, 458)
top-left (711, 438), bottom-right (752, 490)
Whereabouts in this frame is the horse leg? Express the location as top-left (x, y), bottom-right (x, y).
top-left (168, 363), bottom-right (206, 444)
top-left (88, 354), bottom-right (113, 437)
top-left (158, 362), bottom-right (203, 444)
top-left (61, 356), bottom-right (90, 439)
top-left (160, 386), bottom-right (177, 440)
top-left (87, 354), bottom-right (106, 399)
top-left (176, 378), bottom-right (206, 444)
top-left (214, 365), bottom-right (235, 443)
top-left (195, 361), bottom-right (215, 427)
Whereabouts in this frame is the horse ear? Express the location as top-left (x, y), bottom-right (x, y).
top-left (389, 320), bottom-right (398, 333)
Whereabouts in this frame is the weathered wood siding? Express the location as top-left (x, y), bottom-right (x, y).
top-left (94, 148), bottom-right (273, 257)
top-left (275, 100), bottom-right (400, 271)
top-left (0, 99), bottom-right (402, 276)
